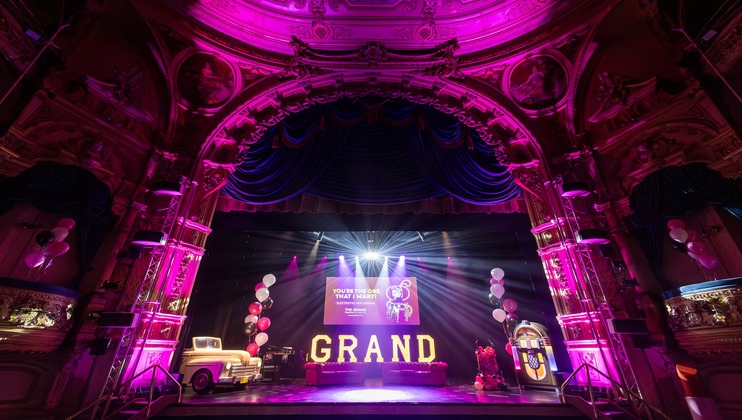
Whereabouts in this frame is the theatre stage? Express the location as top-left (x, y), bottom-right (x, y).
top-left (157, 378), bottom-right (586, 419)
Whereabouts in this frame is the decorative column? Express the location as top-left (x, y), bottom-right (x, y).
top-left (121, 160), bottom-right (235, 389)
top-left (516, 162), bottom-right (637, 394)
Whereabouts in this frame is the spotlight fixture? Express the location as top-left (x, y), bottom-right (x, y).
top-left (150, 180), bottom-right (183, 196)
top-left (364, 251), bottom-right (380, 261)
top-left (560, 182), bottom-right (592, 198)
top-left (131, 230), bottom-right (168, 246)
top-left (576, 228), bottom-right (611, 245)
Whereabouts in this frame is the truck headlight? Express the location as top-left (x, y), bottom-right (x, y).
top-left (256, 360), bottom-right (262, 368)
top-left (225, 362), bottom-right (232, 372)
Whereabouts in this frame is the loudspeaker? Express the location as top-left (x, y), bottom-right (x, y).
top-left (90, 338), bottom-right (111, 355)
top-left (97, 312), bottom-right (136, 327)
top-left (576, 228), bottom-right (611, 245)
top-left (608, 319), bottom-right (648, 334)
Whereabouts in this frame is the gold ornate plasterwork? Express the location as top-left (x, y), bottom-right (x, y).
top-left (0, 282), bottom-right (77, 353)
top-left (665, 287), bottom-right (742, 332)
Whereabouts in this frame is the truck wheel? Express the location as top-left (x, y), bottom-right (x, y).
top-left (191, 369), bottom-right (214, 394)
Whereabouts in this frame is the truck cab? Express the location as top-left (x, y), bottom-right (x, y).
top-left (179, 337), bottom-right (263, 394)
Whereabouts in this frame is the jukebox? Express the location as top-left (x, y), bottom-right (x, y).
top-left (511, 321), bottom-right (559, 389)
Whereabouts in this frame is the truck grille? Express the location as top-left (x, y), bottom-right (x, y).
top-left (232, 363), bottom-right (259, 377)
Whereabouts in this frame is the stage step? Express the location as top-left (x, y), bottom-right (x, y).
top-left (106, 394), bottom-right (179, 420)
top-left (563, 394), bottom-right (637, 420)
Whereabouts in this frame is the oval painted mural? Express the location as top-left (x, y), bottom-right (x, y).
top-left (176, 53), bottom-right (235, 108)
top-left (507, 56), bottom-right (567, 110)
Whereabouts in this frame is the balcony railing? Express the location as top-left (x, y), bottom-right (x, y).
top-left (663, 277), bottom-right (742, 353)
top-left (0, 277), bottom-right (78, 352)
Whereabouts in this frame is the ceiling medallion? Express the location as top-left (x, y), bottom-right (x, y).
top-left (311, 23), bottom-right (331, 40)
top-left (415, 23), bottom-right (436, 41)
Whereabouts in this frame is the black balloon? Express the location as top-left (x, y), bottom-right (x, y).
top-left (243, 322), bottom-right (257, 336)
top-left (35, 230), bottom-right (55, 246)
top-left (262, 297), bottom-right (274, 311)
top-left (488, 294), bottom-right (501, 307)
top-left (671, 241), bottom-right (688, 253)
top-left (506, 317), bottom-right (520, 333)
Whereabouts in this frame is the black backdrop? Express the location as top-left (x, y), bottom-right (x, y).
top-left (183, 211), bottom-right (567, 382)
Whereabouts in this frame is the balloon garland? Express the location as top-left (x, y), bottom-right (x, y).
top-left (243, 274), bottom-right (276, 357)
top-left (23, 218), bottom-right (75, 272)
top-left (666, 219), bottom-right (720, 270)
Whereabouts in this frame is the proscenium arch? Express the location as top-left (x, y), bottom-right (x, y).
top-left (195, 73), bottom-right (550, 178)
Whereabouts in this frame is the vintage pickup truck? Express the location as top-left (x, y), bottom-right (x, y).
top-left (178, 336), bottom-right (263, 394)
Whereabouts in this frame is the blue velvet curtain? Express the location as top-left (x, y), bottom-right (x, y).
top-left (629, 163), bottom-right (742, 288)
top-left (0, 161), bottom-right (117, 289)
top-left (223, 98), bottom-right (520, 206)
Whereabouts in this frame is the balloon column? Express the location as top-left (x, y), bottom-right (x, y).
top-left (243, 274), bottom-right (276, 357)
top-left (488, 267), bottom-right (520, 340)
top-left (667, 219), bottom-right (720, 270)
top-left (23, 218), bottom-right (75, 270)
top-left (474, 267), bottom-right (520, 391)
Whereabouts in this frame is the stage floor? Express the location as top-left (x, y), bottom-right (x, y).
top-left (157, 378), bottom-right (587, 419)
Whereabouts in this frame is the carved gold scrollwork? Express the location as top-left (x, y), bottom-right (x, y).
top-left (0, 282), bottom-right (77, 352)
top-left (665, 287), bottom-right (742, 332)
top-left (512, 165), bottom-right (545, 198)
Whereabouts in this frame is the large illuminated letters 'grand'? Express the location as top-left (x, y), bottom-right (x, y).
top-left (310, 334), bottom-right (436, 363)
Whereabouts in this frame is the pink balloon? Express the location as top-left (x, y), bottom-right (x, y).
top-left (699, 254), bottom-right (720, 270)
top-left (490, 284), bottom-right (505, 299)
top-left (47, 241), bottom-right (70, 257)
top-left (255, 282), bottom-right (267, 291)
top-left (505, 342), bottom-right (513, 356)
top-left (24, 251), bottom-right (45, 268)
top-left (489, 277), bottom-right (504, 286)
top-left (667, 219), bottom-right (685, 230)
top-left (688, 252), bottom-right (701, 260)
top-left (257, 317), bottom-right (271, 331)
top-left (502, 298), bottom-right (518, 313)
top-left (244, 314), bottom-right (258, 324)
top-left (57, 218), bottom-right (76, 230)
top-left (507, 312), bottom-right (519, 320)
top-left (246, 342), bottom-right (260, 357)
top-left (686, 229), bottom-right (699, 243)
top-left (686, 241), bottom-right (705, 254)
top-left (248, 302), bottom-right (263, 315)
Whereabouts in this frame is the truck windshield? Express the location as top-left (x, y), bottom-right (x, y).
top-left (194, 338), bottom-right (220, 349)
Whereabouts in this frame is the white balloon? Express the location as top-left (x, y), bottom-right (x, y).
top-left (255, 332), bottom-right (269, 346)
top-left (244, 314), bottom-right (259, 324)
top-left (262, 274), bottom-right (277, 288)
top-left (491, 267), bottom-right (505, 281)
top-left (50, 227), bottom-right (69, 242)
top-left (669, 228), bottom-right (688, 243)
top-left (256, 287), bottom-right (270, 302)
top-left (490, 284), bottom-right (505, 299)
top-left (492, 308), bottom-right (507, 323)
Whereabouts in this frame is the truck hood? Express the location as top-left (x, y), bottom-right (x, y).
top-left (183, 349), bottom-right (253, 363)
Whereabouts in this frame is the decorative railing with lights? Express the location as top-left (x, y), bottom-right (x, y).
top-left (0, 277), bottom-right (78, 352)
top-left (663, 277), bottom-right (742, 353)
